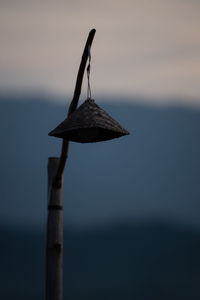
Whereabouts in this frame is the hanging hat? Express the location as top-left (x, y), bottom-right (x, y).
top-left (48, 99), bottom-right (130, 143)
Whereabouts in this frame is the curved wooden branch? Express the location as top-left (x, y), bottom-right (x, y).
top-left (68, 29), bottom-right (96, 115)
top-left (54, 29), bottom-right (96, 184)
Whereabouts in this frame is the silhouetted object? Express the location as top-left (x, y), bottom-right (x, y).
top-left (47, 28), bottom-right (129, 300)
top-left (49, 98), bottom-right (130, 143)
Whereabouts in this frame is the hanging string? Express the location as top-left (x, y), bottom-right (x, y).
top-left (87, 45), bottom-right (92, 99)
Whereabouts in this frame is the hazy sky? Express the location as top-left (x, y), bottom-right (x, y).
top-left (1, 0), bottom-right (200, 105)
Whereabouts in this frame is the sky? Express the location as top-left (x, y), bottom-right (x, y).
top-left (0, 0), bottom-right (200, 106)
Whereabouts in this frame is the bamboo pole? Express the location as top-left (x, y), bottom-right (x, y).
top-left (46, 157), bottom-right (63, 300)
top-left (46, 29), bottom-right (96, 300)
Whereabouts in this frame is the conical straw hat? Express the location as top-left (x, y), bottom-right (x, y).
top-left (49, 99), bottom-right (130, 143)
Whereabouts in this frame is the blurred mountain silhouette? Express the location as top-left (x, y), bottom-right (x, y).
top-left (0, 93), bottom-right (200, 228)
top-left (1, 221), bottom-right (200, 300)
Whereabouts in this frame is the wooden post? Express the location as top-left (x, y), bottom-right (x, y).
top-left (46, 157), bottom-right (63, 300)
top-left (46, 29), bottom-right (96, 300)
